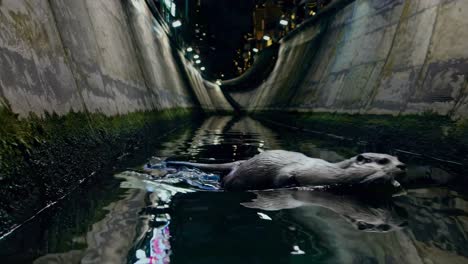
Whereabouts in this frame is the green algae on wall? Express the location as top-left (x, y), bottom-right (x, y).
top-left (0, 106), bottom-right (198, 236)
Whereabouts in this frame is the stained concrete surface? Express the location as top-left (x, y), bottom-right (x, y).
top-left (228, 0), bottom-right (468, 118)
top-left (0, 0), bottom-right (230, 116)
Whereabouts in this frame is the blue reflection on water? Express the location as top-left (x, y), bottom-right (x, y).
top-left (121, 161), bottom-right (224, 264)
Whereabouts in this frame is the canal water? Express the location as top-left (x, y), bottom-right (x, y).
top-left (1, 116), bottom-right (467, 264)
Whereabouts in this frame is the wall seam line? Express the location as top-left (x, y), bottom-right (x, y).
top-left (403, 3), bottom-right (441, 115)
top-left (364, 0), bottom-right (411, 112)
top-left (46, 0), bottom-right (100, 137)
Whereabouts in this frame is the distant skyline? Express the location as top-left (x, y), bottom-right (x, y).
top-left (199, 0), bottom-right (255, 78)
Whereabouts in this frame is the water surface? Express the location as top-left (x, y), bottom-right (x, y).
top-left (1, 116), bottom-right (467, 264)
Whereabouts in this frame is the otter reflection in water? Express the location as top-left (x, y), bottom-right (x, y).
top-left (242, 189), bottom-right (408, 233)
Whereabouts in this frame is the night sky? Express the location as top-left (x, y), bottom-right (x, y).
top-left (199, 0), bottom-right (256, 79)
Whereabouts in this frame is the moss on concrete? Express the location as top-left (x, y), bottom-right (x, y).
top-left (0, 106), bottom-right (199, 235)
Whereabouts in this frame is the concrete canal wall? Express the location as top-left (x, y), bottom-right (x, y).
top-left (0, 0), bottom-right (230, 116)
top-left (0, 0), bottom-right (231, 235)
top-left (228, 0), bottom-right (468, 118)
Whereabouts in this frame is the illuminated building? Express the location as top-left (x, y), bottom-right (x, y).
top-left (253, 0), bottom-right (283, 49)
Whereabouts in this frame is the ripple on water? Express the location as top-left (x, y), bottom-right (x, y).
top-left (4, 116), bottom-right (465, 264)
top-left (121, 116), bottom-right (468, 264)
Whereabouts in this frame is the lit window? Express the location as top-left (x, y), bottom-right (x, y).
top-left (171, 3), bottom-right (176, 16)
top-left (172, 20), bottom-right (182, 28)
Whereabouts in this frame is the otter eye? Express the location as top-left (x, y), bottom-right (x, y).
top-left (378, 158), bottom-right (390, 165)
top-left (356, 155), bottom-right (364, 162)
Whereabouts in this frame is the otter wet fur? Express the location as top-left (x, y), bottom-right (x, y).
top-left (166, 150), bottom-right (406, 191)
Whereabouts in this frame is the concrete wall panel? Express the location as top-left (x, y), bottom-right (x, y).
top-left (0, 0), bottom-right (231, 116)
top-left (228, 0), bottom-right (468, 118)
top-left (0, 0), bottom-right (83, 115)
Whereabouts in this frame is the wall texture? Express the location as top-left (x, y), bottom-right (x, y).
top-left (0, 0), bottom-right (231, 116)
top-left (229, 0), bottom-right (468, 118)
top-left (178, 52), bottom-right (233, 112)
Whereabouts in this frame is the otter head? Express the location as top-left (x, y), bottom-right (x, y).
top-left (346, 153), bottom-right (406, 187)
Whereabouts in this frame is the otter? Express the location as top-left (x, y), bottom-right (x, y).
top-left (166, 150), bottom-right (406, 191)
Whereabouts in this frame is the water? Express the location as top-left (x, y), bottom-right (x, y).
top-left (1, 116), bottom-right (467, 264)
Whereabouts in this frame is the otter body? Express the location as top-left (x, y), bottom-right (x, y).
top-left (222, 151), bottom-right (344, 190)
top-left (167, 150), bottom-right (405, 191)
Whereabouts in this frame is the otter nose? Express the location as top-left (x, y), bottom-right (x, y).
top-left (397, 164), bottom-right (406, 171)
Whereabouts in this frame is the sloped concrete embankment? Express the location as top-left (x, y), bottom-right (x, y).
top-left (0, 0), bottom-right (230, 236)
top-left (229, 0), bottom-right (468, 118)
top-left (0, 0), bottom-right (230, 115)
top-left (178, 52), bottom-right (233, 112)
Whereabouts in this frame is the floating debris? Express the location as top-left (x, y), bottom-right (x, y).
top-left (257, 212), bottom-right (272, 221)
top-left (291, 245), bottom-right (305, 255)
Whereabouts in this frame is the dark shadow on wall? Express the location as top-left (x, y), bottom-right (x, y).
top-left (219, 44), bottom-right (280, 113)
top-left (221, 44), bottom-right (280, 92)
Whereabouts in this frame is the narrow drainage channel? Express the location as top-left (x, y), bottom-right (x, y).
top-left (1, 116), bottom-right (467, 264)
